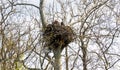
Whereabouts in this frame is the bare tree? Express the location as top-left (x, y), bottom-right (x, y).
top-left (0, 0), bottom-right (120, 70)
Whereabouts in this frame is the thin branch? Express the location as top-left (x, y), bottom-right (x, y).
top-left (13, 3), bottom-right (39, 9)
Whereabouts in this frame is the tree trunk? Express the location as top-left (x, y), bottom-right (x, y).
top-left (82, 48), bottom-right (87, 70)
top-left (53, 47), bottom-right (62, 70)
top-left (39, 0), bottom-right (46, 29)
top-left (82, 45), bottom-right (87, 70)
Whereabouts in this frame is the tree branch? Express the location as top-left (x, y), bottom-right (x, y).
top-left (13, 3), bottom-right (39, 9)
top-left (13, 1), bottom-right (46, 29)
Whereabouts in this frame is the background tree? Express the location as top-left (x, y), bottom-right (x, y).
top-left (0, 0), bottom-right (120, 70)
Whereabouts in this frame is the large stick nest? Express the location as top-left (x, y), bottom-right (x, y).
top-left (43, 20), bottom-right (74, 50)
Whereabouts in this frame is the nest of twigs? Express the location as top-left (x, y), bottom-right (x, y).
top-left (43, 20), bottom-right (74, 51)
